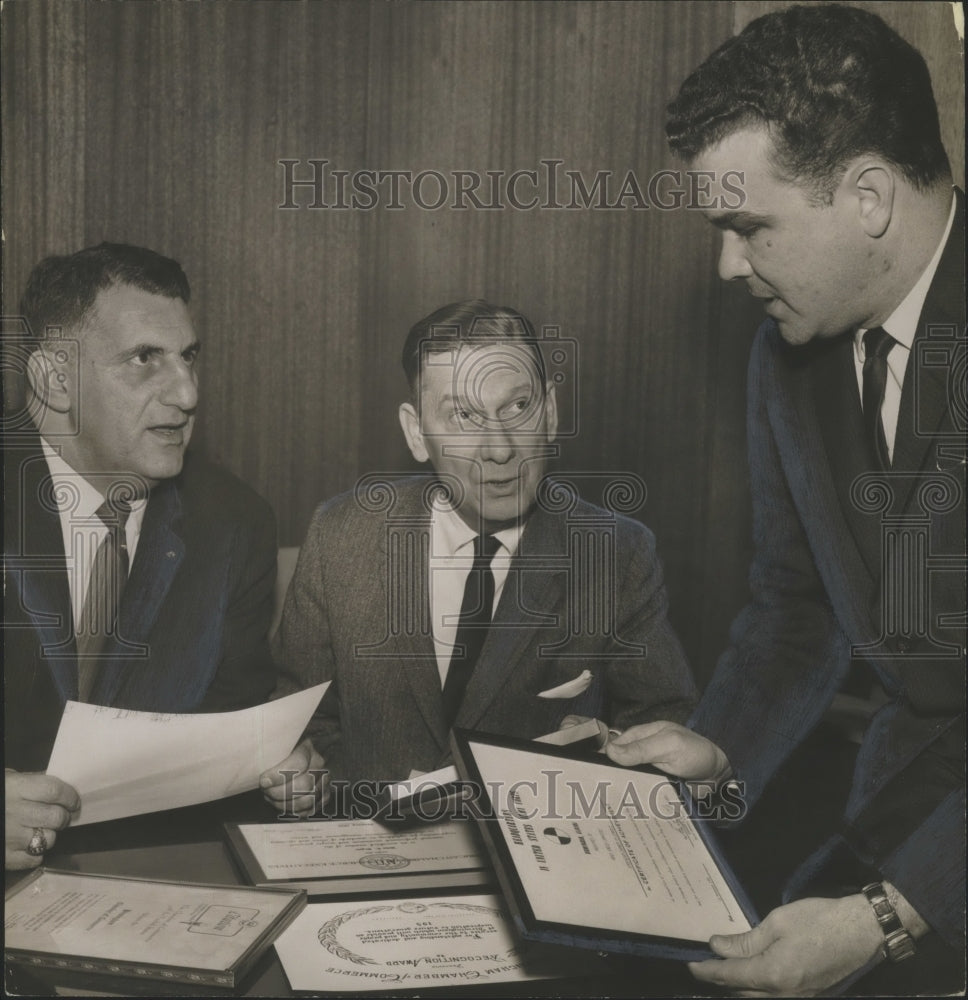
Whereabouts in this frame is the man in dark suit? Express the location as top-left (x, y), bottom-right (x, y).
top-left (275, 299), bottom-right (696, 791)
top-left (607, 6), bottom-right (965, 995)
top-left (3, 243), bottom-right (320, 869)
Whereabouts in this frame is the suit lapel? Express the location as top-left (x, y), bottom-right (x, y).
top-left (383, 480), bottom-right (449, 752)
top-left (13, 443), bottom-right (78, 701)
top-left (811, 335), bottom-right (883, 581)
top-left (457, 501), bottom-right (563, 730)
top-left (769, 335), bottom-right (880, 646)
top-left (91, 479), bottom-right (185, 704)
top-left (891, 192), bottom-right (966, 505)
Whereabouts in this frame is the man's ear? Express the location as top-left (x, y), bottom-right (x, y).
top-left (544, 383), bottom-right (559, 444)
top-left (850, 161), bottom-right (895, 238)
top-left (26, 348), bottom-right (72, 415)
top-left (398, 402), bottom-right (429, 463)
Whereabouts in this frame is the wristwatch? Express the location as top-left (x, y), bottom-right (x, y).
top-left (861, 882), bottom-right (917, 962)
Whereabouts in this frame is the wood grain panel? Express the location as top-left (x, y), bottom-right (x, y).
top-left (3, 1), bottom-right (960, 682)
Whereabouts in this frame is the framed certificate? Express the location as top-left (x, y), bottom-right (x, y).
top-left (225, 818), bottom-right (491, 897)
top-left (4, 868), bottom-right (305, 988)
top-left (451, 729), bottom-right (758, 961)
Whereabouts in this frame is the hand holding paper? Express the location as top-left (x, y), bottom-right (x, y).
top-left (46, 683), bottom-right (328, 825)
top-left (606, 720), bottom-right (732, 783)
top-left (259, 737), bottom-right (329, 818)
top-left (4, 770), bottom-right (80, 869)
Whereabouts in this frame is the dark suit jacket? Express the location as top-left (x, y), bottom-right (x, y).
top-left (692, 194), bottom-right (966, 948)
top-left (3, 435), bottom-right (277, 773)
top-left (275, 476), bottom-right (697, 785)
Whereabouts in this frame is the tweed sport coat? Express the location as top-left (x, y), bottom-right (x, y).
top-left (275, 475), bottom-right (697, 785)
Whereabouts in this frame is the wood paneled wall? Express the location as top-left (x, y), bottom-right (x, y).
top-left (2, 1), bottom-right (963, 684)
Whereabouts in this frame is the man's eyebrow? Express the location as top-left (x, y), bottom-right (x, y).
top-left (706, 210), bottom-right (769, 230)
top-left (116, 343), bottom-right (163, 360)
top-left (115, 340), bottom-right (202, 361)
top-left (431, 393), bottom-right (467, 415)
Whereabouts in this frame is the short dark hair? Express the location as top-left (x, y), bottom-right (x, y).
top-left (666, 4), bottom-right (951, 199)
top-left (20, 242), bottom-right (191, 341)
top-left (401, 299), bottom-right (547, 397)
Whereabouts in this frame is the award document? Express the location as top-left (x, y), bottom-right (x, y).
top-left (451, 730), bottom-right (757, 960)
top-left (46, 682), bottom-right (328, 825)
top-left (226, 818), bottom-right (490, 896)
top-left (273, 892), bottom-right (597, 992)
top-left (4, 869), bottom-right (305, 988)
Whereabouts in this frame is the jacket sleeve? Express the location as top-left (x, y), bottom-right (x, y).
top-left (272, 501), bottom-right (344, 775)
top-left (881, 786), bottom-right (966, 948)
top-left (605, 519), bottom-right (698, 729)
top-left (198, 492), bottom-right (277, 712)
top-left (690, 324), bottom-right (850, 808)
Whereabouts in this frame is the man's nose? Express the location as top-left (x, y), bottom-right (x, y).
top-left (479, 424), bottom-right (514, 463)
top-left (718, 231), bottom-right (754, 282)
top-left (161, 358), bottom-right (199, 411)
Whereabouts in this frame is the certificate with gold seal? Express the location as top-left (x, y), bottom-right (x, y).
top-left (273, 893), bottom-right (596, 992)
top-left (226, 818), bottom-right (490, 896)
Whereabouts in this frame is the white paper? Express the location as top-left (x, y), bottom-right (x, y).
top-left (469, 740), bottom-right (752, 943)
top-left (238, 818), bottom-right (483, 881)
top-left (274, 893), bottom-right (592, 992)
top-left (388, 720), bottom-right (604, 800)
top-left (46, 684), bottom-right (328, 825)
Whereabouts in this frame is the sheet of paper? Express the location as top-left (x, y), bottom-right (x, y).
top-left (468, 740), bottom-right (752, 943)
top-left (388, 720), bottom-right (604, 800)
top-left (238, 818), bottom-right (483, 880)
top-left (274, 893), bottom-right (592, 992)
top-left (5, 870), bottom-right (297, 974)
top-left (46, 684), bottom-right (328, 825)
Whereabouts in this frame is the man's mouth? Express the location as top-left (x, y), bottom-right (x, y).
top-left (756, 295), bottom-right (784, 317)
top-left (483, 476), bottom-right (518, 492)
top-left (148, 422), bottom-right (189, 441)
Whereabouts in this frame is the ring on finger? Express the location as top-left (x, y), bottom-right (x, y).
top-left (27, 828), bottom-right (49, 857)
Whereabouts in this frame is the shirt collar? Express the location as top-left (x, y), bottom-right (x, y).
top-left (434, 502), bottom-right (525, 559)
top-left (39, 437), bottom-right (148, 520)
top-left (855, 191), bottom-right (956, 354)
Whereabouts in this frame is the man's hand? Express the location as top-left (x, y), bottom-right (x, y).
top-left (5, 769), bottom-right (80, 870)
top-left (605, 721), bottom-right (732, 783)
top-left (688, 895), bottom-right (885, 996)
top-left (259, 738), bottom-right (329, 819)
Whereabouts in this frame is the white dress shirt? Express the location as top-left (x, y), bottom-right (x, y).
top-left (429, 504), bottom-right (524, 687)
top-left (853, 193), bottom-right (956, 462)
top-left (41, 439), bottom-right (148, 627)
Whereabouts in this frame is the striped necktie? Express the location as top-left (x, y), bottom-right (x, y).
top-left (76, 500), bottom-right (131, 701)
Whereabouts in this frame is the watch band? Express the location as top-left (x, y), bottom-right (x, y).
top-left (862, 882), bottom-right (917, 962)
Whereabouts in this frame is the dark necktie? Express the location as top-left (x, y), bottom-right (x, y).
top-left (76, 500), bottom-right (131, 701)
top-left (441, 533), bottom-right (501, 726)
top-left (862, 326), bottom-right (896, 471)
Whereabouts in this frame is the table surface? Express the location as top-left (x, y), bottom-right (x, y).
top-left (4, 792), bottom-right (712, 998)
